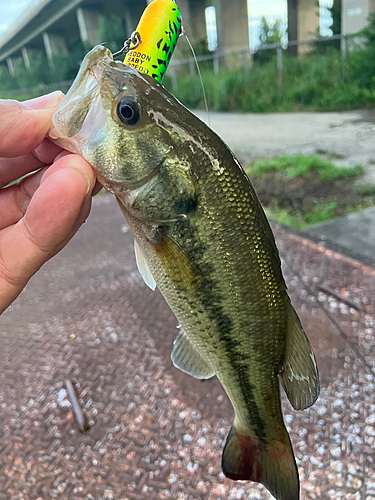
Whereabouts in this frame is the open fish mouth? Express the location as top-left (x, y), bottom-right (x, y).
top-left (49, 45), bottom-right (115, 147)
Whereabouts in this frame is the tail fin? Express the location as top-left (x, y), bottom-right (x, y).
top-left (222, 425), bottom-right (299, 500)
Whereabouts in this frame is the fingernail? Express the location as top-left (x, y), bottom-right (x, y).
top-left (83, 172), bottom-right (91, 196)
top-left (22, 91), bottom-right (64, 110)
top-left (53, 150), bottom-right (71, 163)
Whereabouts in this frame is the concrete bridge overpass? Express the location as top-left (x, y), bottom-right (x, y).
top-left (0, 0), bottom-right (373, 75)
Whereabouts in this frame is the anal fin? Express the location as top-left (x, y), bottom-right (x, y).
top-left (280, 305), bottom-right (320, 410)
top-left (171, 329), bottom-right (215, 379)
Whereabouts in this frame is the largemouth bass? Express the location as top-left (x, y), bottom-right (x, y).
top-left (50, 45), bottom-right (319, 500)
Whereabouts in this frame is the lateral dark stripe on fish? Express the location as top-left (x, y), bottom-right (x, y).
top-left (190, 271), bottom-right (267, 443)
top-left (171, 217), bottom-right (267, 441)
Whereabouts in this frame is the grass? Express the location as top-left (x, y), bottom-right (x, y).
top-left (163, 46), bottom-right (375, 114)
top-left (251, 155), bottom-right (363, 181)
top-left (356, 185), bottom-right (375, 196)
top-left (264, 202), bottom-right (340, 227)
top-left (245, 154), bottom-right (374, 229)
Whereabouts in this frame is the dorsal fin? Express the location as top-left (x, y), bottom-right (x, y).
top-left (171, 329), bottom-right (215, 379)
top-left (279, 305), bottom-right (320, 410)
top-left (134, 239), bottom-right (156, 291)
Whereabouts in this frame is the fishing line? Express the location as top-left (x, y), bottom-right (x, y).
top-left (282, 254), bottom-right (375, 377)
top-left (184, 34), bottom-right (211, 127)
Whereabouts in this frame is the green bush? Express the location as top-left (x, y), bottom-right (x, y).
top-left (163, 14), bottom-right (375, 113)
top-left (347, 14), bottom-right (375, 89)
top-left (0, 39), bottom-right (88, 96)
top-left (1, 13), bottom-right (375, 113)
top-left (165, 41), bottom-right (375, 113)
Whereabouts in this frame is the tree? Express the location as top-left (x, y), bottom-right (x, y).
top-left (254, 17), bottom-right (283, 65)
top-left (97, 15), bottom-right (128, 54)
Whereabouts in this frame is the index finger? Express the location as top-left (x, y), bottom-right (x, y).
top-left (0, 91), bottom-right (64, 158)
top-left (0, 138), bottom-right (62, 188)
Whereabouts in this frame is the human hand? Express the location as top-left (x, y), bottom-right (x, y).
top-left (0, 91), bottom-right (99, 314)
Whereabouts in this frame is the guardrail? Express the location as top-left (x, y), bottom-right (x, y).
top-left (0, 32), bottom-right (359, 98)
top-left (168, 32), bottom-right (357, 90)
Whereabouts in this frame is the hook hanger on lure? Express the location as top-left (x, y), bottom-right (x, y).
top-left (113, 31), bottom-right (142, 58)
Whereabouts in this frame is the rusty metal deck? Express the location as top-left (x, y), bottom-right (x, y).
top-left (1, 194), bottom-right (374, 500)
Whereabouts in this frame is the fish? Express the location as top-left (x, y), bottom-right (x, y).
top-left (50, 45), bottom-right (319, 500)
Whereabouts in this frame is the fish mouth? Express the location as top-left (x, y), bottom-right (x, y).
top-left (49, 45), bottom-right (115, 149)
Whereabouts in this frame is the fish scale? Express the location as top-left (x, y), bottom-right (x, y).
top-left (50, 44), bottom-right (320, 500)
top-left (127, 143), bottom-right (288, 457)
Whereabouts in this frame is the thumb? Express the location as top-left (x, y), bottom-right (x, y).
top-left (0, 154), bottom-right (95, 315)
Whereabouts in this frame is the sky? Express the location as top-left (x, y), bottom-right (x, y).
top-left (0, 0), bottom-right (28, 37)
top-left (247, 0), bottom-right (333, 50)
top-left (247, 0), bottom-right (288, 50)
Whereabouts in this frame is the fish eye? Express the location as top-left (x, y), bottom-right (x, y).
top-left (117, 97), bottom-right (140, 125)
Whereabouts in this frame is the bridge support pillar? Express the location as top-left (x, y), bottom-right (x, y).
top-left (342, 0), bottom-right (373, 34)
top-left (177, 0), bottom-right (191, 32)
top-left (43, 32), bottom-right (68, 65)
top-left (7, 57), bottom-right (15, 76)
top-left (199, 0), bottom-right (249, 70)
top-left (211, 0), bottom-right (224, 52)
top-left (288, 0), bottom-right (319, 54)
top-left (123, 5), bottom-right (134, 39)
top-left (204, 0), bottom-right (249, 52)
top-left (21, 47), bottom-right (31, 70)
top-left (297, 0), bottom-right (319, 46)
top-left (189, 0), bottom-right (207, 41)
top-left (288, 0), bottom-right (298, 55)
top-left (76, 7), bottom-right (100, 46)
top-left (220, 0), bottom-right (249, 51)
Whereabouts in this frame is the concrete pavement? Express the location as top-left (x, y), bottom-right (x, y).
top-left (304, 207), bottom-right (375, 266)
top-left (194, 109), bottom-right (375, 182)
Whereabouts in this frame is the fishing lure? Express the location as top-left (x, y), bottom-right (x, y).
top-left (121, 0), bottom-right (182, 82)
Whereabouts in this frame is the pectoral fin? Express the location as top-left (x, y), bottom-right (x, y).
top-left (280, 306), bottom-right (320, 410)
top-left (171, 329), bottom-right (215, 379)
top-left (134, 239), bottom-right (156, 291)
top-left (151, 233), bottom-right (203, 290)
